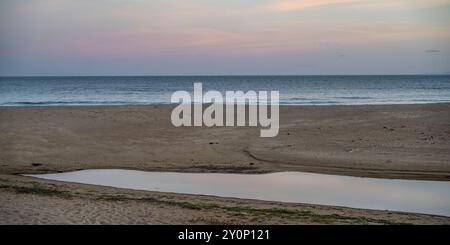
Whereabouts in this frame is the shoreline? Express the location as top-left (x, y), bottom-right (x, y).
top-left (2, 101), bottom-right (450, 107)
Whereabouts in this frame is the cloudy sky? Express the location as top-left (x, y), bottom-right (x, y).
top-left (1, 0), bottom-right (449, 75)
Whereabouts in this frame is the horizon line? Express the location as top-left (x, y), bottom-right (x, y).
top-left (1, 73), bottom-right (450, 78)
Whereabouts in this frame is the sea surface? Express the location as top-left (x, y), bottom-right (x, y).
top-left (1, 75), bottom-right (450, 106)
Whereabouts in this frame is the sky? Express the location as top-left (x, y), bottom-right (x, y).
top-left (1, 0), bottom-right (450, 76)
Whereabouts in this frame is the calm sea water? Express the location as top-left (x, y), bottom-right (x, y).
top-left (1, 75), bottom-right (450, 105)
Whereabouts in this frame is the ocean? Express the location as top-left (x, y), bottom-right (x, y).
top-left (1, 75), bottom-right (450, 106)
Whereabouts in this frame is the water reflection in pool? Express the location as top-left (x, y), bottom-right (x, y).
top-left (25, 169), bottom-right (450, 216)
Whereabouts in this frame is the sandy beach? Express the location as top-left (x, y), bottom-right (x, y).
top-left (1, 103), bottom-right (450, 224)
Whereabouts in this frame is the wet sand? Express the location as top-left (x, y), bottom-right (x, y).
top-left (1, 104), bottom-right (450, 224)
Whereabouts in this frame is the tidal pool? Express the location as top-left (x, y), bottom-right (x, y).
top-left (24, 169), bottom-right (450, 216)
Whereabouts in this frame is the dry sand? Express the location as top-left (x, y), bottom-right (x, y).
top-left (1, 103), bottom-right (450, 224)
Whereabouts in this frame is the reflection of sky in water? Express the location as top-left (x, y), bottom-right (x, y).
top-left (25, 170), bottom-right (450, 216)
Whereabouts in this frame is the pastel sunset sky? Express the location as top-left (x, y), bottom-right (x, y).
top-left (1, 0), bottom-right (449, 75)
